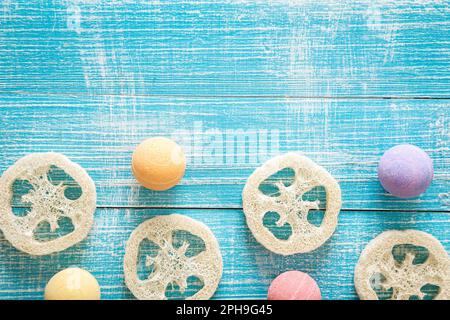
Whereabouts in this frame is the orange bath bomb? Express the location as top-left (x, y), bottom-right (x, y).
top-left (132, 137), bottom-right (186, 191)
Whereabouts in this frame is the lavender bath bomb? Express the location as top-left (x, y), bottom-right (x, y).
top-left (378, 144), bottom-right (433, 198)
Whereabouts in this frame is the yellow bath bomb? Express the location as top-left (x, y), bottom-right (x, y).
top-left (44, 268), bottom-right (101, 300)
top-left (132, 137), bottom-right (186, 191)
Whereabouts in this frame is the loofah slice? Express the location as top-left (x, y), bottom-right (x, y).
top-left (355, 230), bottom-right (450, 300)
top-left (0, 153), bottom-right (96, 255)
top-left (124, 214), bottom-right (223, 300)
top-left (242, 153), bottom-right (341, 255)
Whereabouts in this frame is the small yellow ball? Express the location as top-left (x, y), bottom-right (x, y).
top-left (44, 268), bottom-right (101, 300)
top-left (132, 137), bottom-right (186, 191)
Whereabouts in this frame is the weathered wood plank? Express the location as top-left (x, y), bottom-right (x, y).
top-left (0, 208), bottom-right (448, 300)
top-left (1, 94), bottom-right (449, 211)
top-left (0, 0), bottom-right (449, 97)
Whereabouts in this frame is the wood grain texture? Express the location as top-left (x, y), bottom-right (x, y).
top-left (1, 94), bottom-right (449, 211)
top-left (0, 208), bottom-right (448, 300)
top-left (0, 0), bottom-right (449, 300)
top-left (0, 0), bottom-right (449, 97)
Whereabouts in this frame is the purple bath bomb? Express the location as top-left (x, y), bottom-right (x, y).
top-left (378, 144), bottom-right (433, 199)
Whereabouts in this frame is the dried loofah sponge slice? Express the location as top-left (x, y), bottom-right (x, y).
top-left (355, 230), bottom-right (450, 300)
top-left (242, 152), bottom-right (341, 255)
top-left (124, 214), bottom-right (223, 300)
top-left (0, 153), bottom-right (96, 255)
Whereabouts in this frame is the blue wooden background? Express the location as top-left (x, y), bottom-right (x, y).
top-left (0, 0), bottom-right (449, 300)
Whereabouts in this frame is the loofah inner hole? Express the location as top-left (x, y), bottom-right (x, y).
top-left (11, 179), bottom-right (34, 217)
top-left (391, 244), bottom-right (429, 265)
top-left (137, 229), bottom-right (207, 299)
top-left (258, 168), bottom-right (295, 197)
top-left (137, 238), bottom-right (159, 281)
top-left (171, 230), bottom-right (206, 258)
top-left (370, 273), bottom-right (394, 300)
top-left (302, 186), bottom-right (326, 226)
top-left (47, 165), bottom-right (82, 200)
top-left (33, 215), bottom-right (75, 242)
top-left (165, 276), bottom-right (204, 300)
top-left (409, 284), bottom-right (441, 300)
top-left (262, 211), bottom-right (292, 240)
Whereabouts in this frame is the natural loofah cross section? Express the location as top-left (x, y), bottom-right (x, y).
top-left (354, 230), bottom-right (450, 300)
top-left (0, 153), bottom-right (96, 255)
top-left (242, 153), bottom-right (341, 255)
top-left (124, 214), bottom-right (223, 300)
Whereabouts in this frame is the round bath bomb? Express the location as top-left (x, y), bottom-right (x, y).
top-left (45, 268), bottom-right (101, 300)
top-left (378, 144), bottom-right (433, 198)
top-left (132, 137), bottom-right (186, 191)
top-left (267, 271), bottom-right (321, 300)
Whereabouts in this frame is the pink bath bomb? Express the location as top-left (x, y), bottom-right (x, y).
top-left (378, 144), bottom-right (433, 199)
top-left (267, 271), bottom-right (321, 300)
